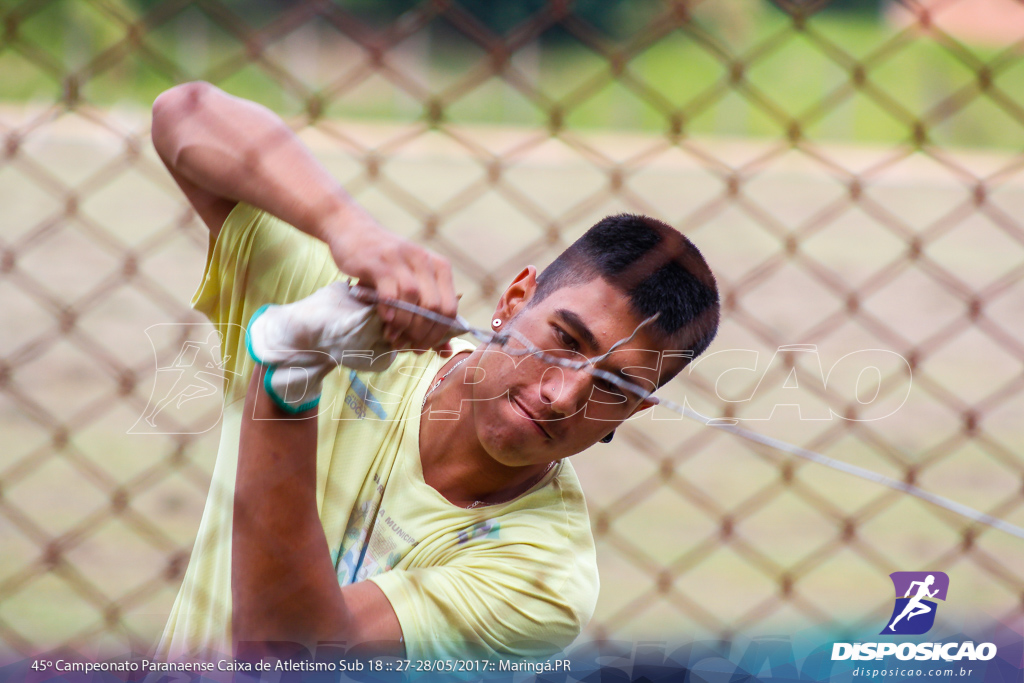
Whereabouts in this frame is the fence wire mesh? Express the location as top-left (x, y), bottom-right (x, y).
top-left (2, 0), bottom-right (1024, 657)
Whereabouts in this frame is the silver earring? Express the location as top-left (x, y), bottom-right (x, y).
top-left (492, 318), bottom-right (502, 328)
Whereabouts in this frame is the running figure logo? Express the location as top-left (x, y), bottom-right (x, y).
top-left (129, 325), bottom-right (238, 435)
top-left (882, 571), bottom-right (949, 635)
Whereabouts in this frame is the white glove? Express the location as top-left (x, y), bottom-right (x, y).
top-left (246, 281), bottom-right (397, 413)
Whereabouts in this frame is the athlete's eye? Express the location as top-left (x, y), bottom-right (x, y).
top-left (590, 374), bottom-right (629, 405)
top-left (554, 326), bottom-right (579, 351)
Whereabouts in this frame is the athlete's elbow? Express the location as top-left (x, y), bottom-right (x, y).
top-left (152, 81), bottom-right (215, 166)
top-left (154, 81), bottom-right (215, 121)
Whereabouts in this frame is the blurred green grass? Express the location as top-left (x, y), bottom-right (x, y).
top-left (2, 0), bottom-right (1020, 149)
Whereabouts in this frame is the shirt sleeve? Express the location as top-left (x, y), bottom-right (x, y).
top-left (369, 484), bottom-right (599, 660)
top-left (190, 202), bottom-right (343, 402)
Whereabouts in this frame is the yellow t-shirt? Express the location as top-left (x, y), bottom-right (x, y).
top-left (157, 203), bottom-right (598, 661)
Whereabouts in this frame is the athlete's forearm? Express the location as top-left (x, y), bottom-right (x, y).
top-left (232, 364), bottom-right (351, 646)
top-left (151, 81), bottom-right (367, 245)
top-left (233, 365), bottom-right (404, 653)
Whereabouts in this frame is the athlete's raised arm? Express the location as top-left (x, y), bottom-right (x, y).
top-left (151, 81), bottom-right (457, 351)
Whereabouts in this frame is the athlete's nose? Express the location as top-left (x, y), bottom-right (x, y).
top-left (539, 364), bottom-right (591, 417)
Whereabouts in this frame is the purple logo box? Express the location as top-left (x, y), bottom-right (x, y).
top-left (890, 571), bottom-right (949, 601)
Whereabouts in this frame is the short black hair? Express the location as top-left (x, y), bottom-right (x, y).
top-left (530, 214), bottom-right (720, 382)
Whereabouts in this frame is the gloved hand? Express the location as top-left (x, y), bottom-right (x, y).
top-left (246, 281), bottom-right (397, 413)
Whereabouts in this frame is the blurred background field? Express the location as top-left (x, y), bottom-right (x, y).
top-left (8, 0), bottom-right (1024, 149)
top-left (2, 0), bottom-right (1024, 658)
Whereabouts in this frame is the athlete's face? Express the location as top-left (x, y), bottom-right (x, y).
top-left (465, 267), bottom-right (681, 467)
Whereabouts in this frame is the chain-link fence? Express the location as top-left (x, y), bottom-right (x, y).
top-left (2, 0), bottom-right (1024, 657)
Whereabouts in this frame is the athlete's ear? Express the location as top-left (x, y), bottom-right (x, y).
top-left (494, 266), bottom-right (538, 323)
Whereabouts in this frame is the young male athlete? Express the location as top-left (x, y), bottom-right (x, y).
top-left (151, 82), bottom-right (720, 661)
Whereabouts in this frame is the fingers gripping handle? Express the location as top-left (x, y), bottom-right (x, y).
top-left (349, 284), bottom-right (474, 341)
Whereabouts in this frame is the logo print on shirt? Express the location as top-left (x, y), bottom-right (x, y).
top-left (345, 370), bottom-right (387, 419)
top-left (457, 520), bottom-right (500, 544)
